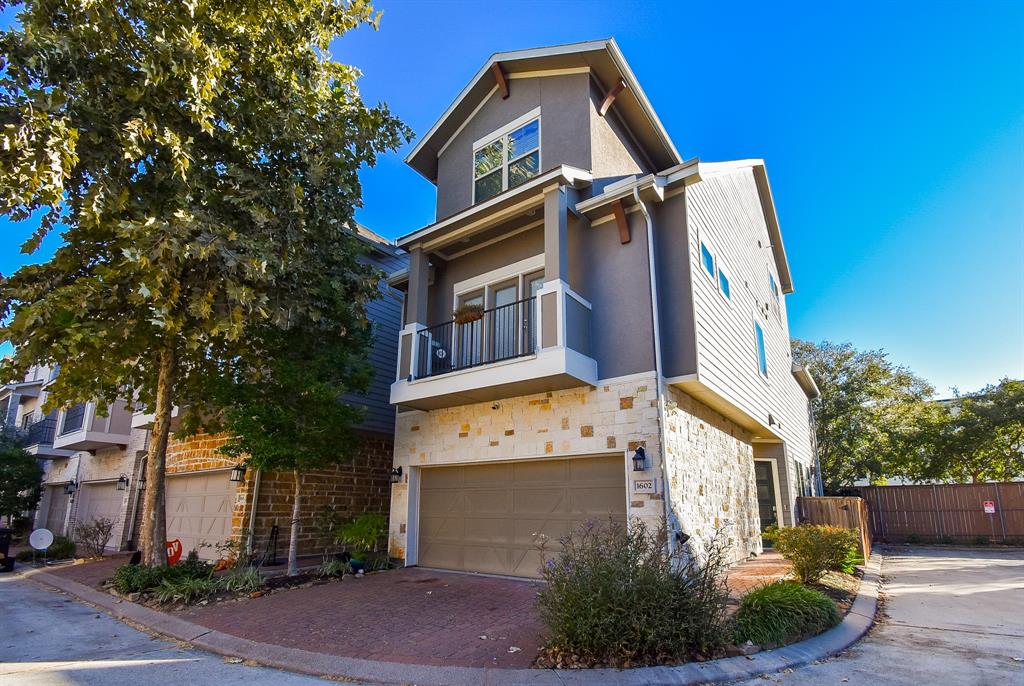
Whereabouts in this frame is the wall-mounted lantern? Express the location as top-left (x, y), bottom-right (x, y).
top-left (116, 473), bottom-right (130, 491)
top-left (632, 447), bottom-right (647, 472)
top-left (63, 480), bottom-right (78, 495)
top-left (390, 466), bottom-right (403, 484)
top-left (229, 463), bottom-right (247, 483)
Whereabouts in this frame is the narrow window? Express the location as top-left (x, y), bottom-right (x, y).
top-left (769, 272), bottom-right (779, 302)
top-left (473, 118), bottom-right (540, 203)
top-left (718, 267), bottom-right (731, 299)
top-left (755, 322), bottom-right (768, 377)
top-left (700, 242), bottom-right (715, 278)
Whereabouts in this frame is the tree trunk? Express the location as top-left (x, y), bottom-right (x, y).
top-left (139, 345), bottom-right (177, 566)
top-left (287, 469), bottom-right (302, 576)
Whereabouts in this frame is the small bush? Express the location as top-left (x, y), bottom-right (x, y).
top-left (764, 525), bottom-right (859, 584)
top-left (76, 517), bottom-right (115, 558)
top-left (337, 513), bottom-right (387, 560)
top-left (219, 566), bottom-right (263, 594)
top-left (47, 535), bottom-right (76, 559)
top-left (15, 549), bottom-right (36, 562)
top-left (168, 550), bottom-right (213, 581)
top-left (113, 564), bottom-right (170, 594)
top-left (536, 518), bottom-right (730, 667)
top-left (733, 580), bottom-right (840, 646)
top-left (973, 535), bottom-right (989, 545)
top-left (153, 576), bottom-right (220, 605)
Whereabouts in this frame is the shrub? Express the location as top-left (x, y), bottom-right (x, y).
top-left (733, 580), bottom-right (840, 646)
top-left (168, 550), bottom-right (213, 581)
top-left (337, 513), bottom-right (387, 560)
top-left (317, 557), bottom-right (351, 578)
top-left (47, 535), bottom-right (76, 560)
top-left (75, 517), bottom-right (115, 558)
top-left (153, 576), bottom-right (220, 605)
top-left (113, 564), bottom-right (170, 594)
top-left (536, 518), bottom-right (730, 667)
top-left (764, 525), bottom-right (859, 583)
top-left (219, 566), bottom-right (263, 594)
top-left (15, 549), bottom-right (35, 562)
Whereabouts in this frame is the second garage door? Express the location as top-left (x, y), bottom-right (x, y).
top-left (417, 454), bottom-right (627, 577)
top-left (74, 481), bottom-right (125, 550)
top-left (166, 471), bottom-right (237, 559)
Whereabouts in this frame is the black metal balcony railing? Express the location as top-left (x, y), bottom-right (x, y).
top-left (415, 297), bottom-right (536, 379)
top-left (60, 403), bottom-right (87, 435)
top-left (24, 413), bottom-right (58, 447)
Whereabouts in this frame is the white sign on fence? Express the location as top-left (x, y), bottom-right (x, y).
top-left (983, 500), bottom-right (996, 514)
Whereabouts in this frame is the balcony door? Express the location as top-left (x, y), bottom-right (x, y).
top-left (489, 281), bottom-right (518, 361)
top-left (455, 291), bottom-right (484, 369)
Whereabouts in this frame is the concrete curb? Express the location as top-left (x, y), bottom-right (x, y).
top-left (21, 554), bottom-right (882, 686)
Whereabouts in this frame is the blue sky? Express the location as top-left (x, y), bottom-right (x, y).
top-left (2, 1), bottom-right (1022, 395)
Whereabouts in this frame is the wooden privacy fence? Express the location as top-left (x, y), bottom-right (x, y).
top-left (796, 496), bottom-right (872, 558)
top-left (856, 482), bottom-right (1024, 544)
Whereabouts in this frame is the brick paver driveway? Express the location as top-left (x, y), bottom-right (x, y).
top-left (181, 567), bottom-right (546, 668)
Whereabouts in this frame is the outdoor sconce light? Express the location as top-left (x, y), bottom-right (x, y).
top-left (229, 463), bottom-right (247, 483)
top-left (390, 466), bottom-right (403, 484)
top-left (632, 447), bottom-right (647, 472)
top-left (63, 480), bottom-right (78, 496)
top-left (116, 473), bottom-right (129, 491)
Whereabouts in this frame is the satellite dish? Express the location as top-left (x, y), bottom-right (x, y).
top-left (29, 528), bottom-right (54, 551)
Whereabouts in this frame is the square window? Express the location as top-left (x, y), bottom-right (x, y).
top-left (718, 268), bottom-right (731, 299)
top-left (700, 242), bottom-right (715, 278)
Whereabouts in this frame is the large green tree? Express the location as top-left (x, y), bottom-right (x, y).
top-left (0, 428), bottom-right (44, 523)
top-left (792, 339), bottom-right (939, 492)
top-left (932, 379), bottom-right (1024, 483)
top-left (0, 1), bottom-right (408, 565)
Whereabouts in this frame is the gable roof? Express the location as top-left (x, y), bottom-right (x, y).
top-left (405, 38), bottom-right (682, 183)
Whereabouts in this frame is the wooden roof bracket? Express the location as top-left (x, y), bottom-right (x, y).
top-left (491, 62), bottom-right (509, 99)
top-left (599, 79), bottom-right (626, 116)
top-left (612, 199), bottom-right (630, 244)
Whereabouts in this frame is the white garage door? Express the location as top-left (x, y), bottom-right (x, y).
top-left (74, 481), bottom-right (125, 550)
top-left (166, 471), bottom-right (237, 560)
top-left (417, 454), bottom-right (628, 577)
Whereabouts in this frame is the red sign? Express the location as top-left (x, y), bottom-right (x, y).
top-left (983, 501), bottom-right (996, 514)
top-left (166, 539), bottom-right (183, 565)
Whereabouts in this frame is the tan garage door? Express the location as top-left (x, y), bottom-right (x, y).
top-left (74, 481), bottom-right (125, 550)
top-left (45, 485), bottom-right (69, 535)
top-left (417, 455), bottom-right (627, 577)
top-left (166, 471), bottom-right (237, 560)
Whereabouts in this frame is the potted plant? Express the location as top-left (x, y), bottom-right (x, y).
top-left (452, 302), bottom-right (484, 325)
top-left (337, 513), bottom-right (388, 572)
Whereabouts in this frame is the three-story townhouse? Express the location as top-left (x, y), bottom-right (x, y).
top-left (387, 39), bottom-right (821, 576)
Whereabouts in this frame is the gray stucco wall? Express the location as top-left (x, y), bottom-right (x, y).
top-left (654, 191), bottom-right (698, 379)
top-left (435, 73), bottom-right (592, 220)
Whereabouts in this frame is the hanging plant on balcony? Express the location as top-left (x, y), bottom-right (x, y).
top-left (453, 303), bottom-right (485, 325)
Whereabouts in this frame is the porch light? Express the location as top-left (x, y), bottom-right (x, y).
top-left (390, 466), bottom-right (403, 484)
top-left (229, 463), bottom-right (247, 483)
top-left (63, 480), bottom-right (78, 495)
top-left (116, 473), bottom-right (129, 491)
top-left (632, 447), bottom-right (647, 472)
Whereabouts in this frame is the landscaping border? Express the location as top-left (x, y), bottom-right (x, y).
top-left (20, 554), bottom-right (881, 686)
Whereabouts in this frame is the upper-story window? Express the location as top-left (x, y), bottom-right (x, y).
top-left (700, 242), bottom-right (715, 279)
top-left (754, 321), bottom-right (768, 377)
top-left (718, 266), bottom-right (731, 300)
top-left (769, 271), bottom-right (779, 303)
top-left (473, 116), bottom-right (540, 203)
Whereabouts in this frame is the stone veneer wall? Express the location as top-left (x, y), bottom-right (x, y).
top-left (663, 386), bottom-right (761, 564)
top-left (388, 373), bottom-right (666, 561)
top-left (388, 373), bottom-right (763, 566)
top-left (166, 431), bottom-right (393, 559)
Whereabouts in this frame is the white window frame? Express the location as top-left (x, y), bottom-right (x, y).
top-left (717, 263), bottom-right (732, 301)
top-left (754, 320), bottom-right (769, 378)
top-left (699, 240), bottom-right (716, 282)
top-left (472, 107), bottom-right (542, 204)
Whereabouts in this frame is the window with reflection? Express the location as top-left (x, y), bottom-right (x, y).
top-left (473, 119), bottom-right (540, 203)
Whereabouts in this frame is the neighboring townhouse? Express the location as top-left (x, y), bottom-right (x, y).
top-left (149, 224), bottom-right (406, 560)
top-left (386, 39), bottom-right (821, 577)
top-left (4, 225), bottom-right (405, 561)
top-left (1, 365), bottom-right (146, 550)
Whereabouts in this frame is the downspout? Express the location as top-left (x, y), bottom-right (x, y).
top-left (633, 186), bottom-right (676, 558)
top-left (246, 468), bottom-right (262, 556)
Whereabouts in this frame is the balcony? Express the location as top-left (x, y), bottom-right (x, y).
top-left (131, 405), bottom-right (181, 431)
top-left (18, 411), bottom-right (75, 459)
top-left (391, 282), bottom-right (597, 410)
top-left (53, 400), bottom-right (133, 452)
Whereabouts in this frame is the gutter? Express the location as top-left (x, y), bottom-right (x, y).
top-left (246, 468), bottom-right (262, 556)
top-left (632, 187), bottom-right (677, 558)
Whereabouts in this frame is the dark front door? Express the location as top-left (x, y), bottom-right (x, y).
top-left (754, 461), bottom-right (778, 545)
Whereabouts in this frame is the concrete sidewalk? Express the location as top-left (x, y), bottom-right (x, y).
top-left (730, 546), bottom-right (1024, 685)
top-left (18, 554), bottom-right (880, 686)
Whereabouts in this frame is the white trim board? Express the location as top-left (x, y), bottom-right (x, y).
top-left (452, 254), bottom-right (544, 297)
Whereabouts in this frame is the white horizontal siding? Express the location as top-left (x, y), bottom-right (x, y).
top-left (686, 170), bottom-right (813, 473)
